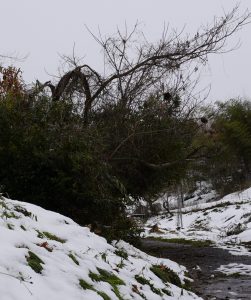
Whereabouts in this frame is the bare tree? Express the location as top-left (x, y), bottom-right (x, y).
top-left (33, 6), bottom-right (250, 166)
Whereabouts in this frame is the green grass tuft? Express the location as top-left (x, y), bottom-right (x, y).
top-left (117, 259), bottom-right (125, 269)
top-left (79, 279), bottom-right (94, 290)
top-left (7, 223), bottom-right (14, 230)
top-left (14, 205), bottom-right (33, 217)
top-left (96, 268), bottom-right (125, 285)
top-left (101, 252), bottom-right (107, 262)
top-left (79, 279), bottom-right (113, 299)
top-left (151, 265), bottom-right (182, 288)
top-left (112, 285), bottom-right (124, 300)
top-left (135, 275), bottom-right (149, 285)
top-left (0, 200), bottom-right (8, 209)
top-left (26, 251), bottom-right (44, 274)
top-left (135, 274), bottom-right (163, 296)
top-left (162, 288), bottom-right (172, 296)
top-left (227, 272), bottom-right (241, 278)
top-left (89, 268), bottom-right (125, 300)
top-left (68, 253), bottom-right (79, 265)
top-left (37, 230), bottom-right (66, 243)
top-left (20, 225), bottom-right (26, 231)
top-left (1, 211), bottom-right (19, 219)
top-left (114, 249), bottom-right (128, 260)
top-left (146, 237), bottom-right (213, 247)
top-left (89, 271), bottom-right (101, 282)
top-left (97, 291), bottom-right (111, 300)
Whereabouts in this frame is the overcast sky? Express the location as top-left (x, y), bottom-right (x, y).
top-left (0, 0), bottom-right (251, 102)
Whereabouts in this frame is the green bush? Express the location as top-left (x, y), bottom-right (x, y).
top-left (0, 66), bottom-right (211, 239)
top-left (200, 99), bottom-right (251, 196)
top-left (102, 215), bottom-right (142, 246)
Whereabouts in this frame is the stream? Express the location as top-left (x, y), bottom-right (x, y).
top-left (141, 239), bottom-right (251, 300)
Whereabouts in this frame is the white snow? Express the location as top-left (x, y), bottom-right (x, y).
top-left (144, 187), bottom-right (251, 255)
top-left (217, 263), bottom-right (251, 276)
top-left (157, 181), bottom-right (218, 210)
top-left (0, 196), bottom-right (201, 300)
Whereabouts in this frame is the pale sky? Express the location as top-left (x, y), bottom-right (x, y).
top-left (0, 0), bottom-right (251, 102)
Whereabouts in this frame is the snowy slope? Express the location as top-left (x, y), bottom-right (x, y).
top-left (128, 182), bottom-right (218, 216)
top-left (144, 187), bottom-right (251, 254)
top-left (0, 196), bottom-right (201, 300)
top-left (160, 181), bottom-right (218, 210)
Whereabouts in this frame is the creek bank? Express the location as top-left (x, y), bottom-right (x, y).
top-left (141, 238), bottom-right (251, 300)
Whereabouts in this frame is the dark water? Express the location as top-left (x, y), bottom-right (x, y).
top-left (141, 239), bottom-right (251, 300)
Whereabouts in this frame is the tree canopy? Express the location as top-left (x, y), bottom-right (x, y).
top-left (0, 7), bottom-right (250, 240)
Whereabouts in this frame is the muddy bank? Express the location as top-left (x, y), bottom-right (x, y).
top-left (141, 239), bottom-right (251, 300)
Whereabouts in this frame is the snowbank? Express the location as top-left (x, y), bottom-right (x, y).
top-left (0, 196), bottom-right (201, 299)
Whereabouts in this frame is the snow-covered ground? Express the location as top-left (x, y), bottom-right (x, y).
top-left (0, 196), bottom-right (201, 300)
top-left (157, 181), bottom-right (218, 210)
top-left (217, 263), bottom-right (251, 276)
top-left (144, 187), bottom-right (251, 255)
